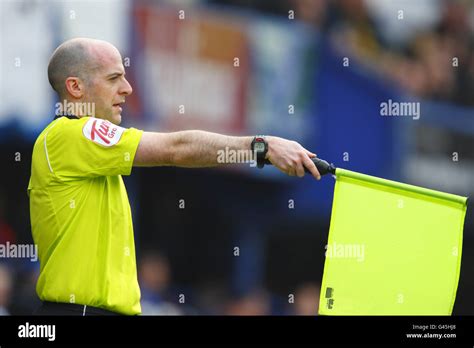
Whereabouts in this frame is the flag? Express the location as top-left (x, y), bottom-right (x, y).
top-left (319, 168), bottom-right (468, 315)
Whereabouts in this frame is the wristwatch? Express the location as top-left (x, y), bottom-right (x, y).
top-left (251, 135), bottom-right (268, 169)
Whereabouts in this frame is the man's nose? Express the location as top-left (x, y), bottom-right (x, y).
top-left (120, 78), bottom-right (133, 96)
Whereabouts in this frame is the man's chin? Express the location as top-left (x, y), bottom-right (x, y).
top-left (111, 114), bottom-right (122, 125)
top-left (96, 112), bottom-right (121, 125)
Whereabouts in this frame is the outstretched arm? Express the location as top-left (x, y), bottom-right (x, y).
top-left (134, 130), bottom-right (321, 179)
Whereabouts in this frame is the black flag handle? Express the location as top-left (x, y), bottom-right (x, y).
top-left (264, 157), bottom-right (336, 176)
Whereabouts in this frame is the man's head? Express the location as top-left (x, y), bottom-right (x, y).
top-left (48, 38), bottom-right (132, 125)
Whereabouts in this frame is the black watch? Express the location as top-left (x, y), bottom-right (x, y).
top-left (251, 135), bottom-right (268, 169)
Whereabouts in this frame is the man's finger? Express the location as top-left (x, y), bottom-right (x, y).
top-left (303, 155), bottom-right (321, 180)
top-left (296, 163), bottom-right (305, 178)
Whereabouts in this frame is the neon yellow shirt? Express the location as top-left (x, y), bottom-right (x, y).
top-left (28, 115), bottom-right (143, 315)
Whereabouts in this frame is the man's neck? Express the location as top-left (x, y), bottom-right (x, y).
top-left (54, 98), bottom-right (91, 119)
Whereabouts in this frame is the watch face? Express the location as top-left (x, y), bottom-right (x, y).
top-left (254, 142), bottom-right (265, 152)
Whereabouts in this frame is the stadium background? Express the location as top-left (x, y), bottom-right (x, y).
top-left (0, 0), bottom-right (473, 315)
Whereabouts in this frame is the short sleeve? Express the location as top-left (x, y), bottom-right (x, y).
top-left (47, 117), bottom-right (143, 179)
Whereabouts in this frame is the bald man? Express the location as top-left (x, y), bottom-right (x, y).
top-left (28, 38), bottom-right (320, 316)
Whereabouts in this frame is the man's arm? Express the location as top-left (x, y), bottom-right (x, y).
top-left (134, 130), bottom-right (321, 179)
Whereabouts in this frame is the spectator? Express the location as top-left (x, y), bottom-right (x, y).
top-left (0, 264), bottom-right (13, 315)
top-left (138, 251), bottom-right (183, 315)
top-left (293, 282), bottom-right (320, 315)
top-left (224, 288), bottom-right (271, 315)
top-left (0, 193), bottom-right (16, 244)
top-left (289, 0), bottom-right (329, 30)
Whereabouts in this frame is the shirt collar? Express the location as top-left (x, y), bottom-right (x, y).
top-left (54, 114), bottom-right (80, 120)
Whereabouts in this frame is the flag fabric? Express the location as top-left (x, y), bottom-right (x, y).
top-left (319, 168), bottom-right (468, 315)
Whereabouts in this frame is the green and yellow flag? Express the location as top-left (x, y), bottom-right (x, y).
top-left (319, 168), bottom-right (468, 315)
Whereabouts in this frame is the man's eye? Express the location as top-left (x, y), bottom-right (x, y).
top-left (110, 76), bottom-right (119, 81)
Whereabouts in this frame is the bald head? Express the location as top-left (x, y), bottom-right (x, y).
top-left (48, 38), bottom-right (132, 124)
top-left (47, 38), bottom-right (120, 98)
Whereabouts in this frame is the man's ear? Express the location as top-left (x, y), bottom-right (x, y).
top-left (65, 77), bottom-right (85, 99)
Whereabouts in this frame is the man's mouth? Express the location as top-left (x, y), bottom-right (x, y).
top-left (113, 102), bottom-right (124, 111)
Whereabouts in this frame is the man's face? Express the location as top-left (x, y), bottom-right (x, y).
top-left (83, 45), bottom-right (133, 125)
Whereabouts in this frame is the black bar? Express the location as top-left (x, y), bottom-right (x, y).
top-left (0, 315), bottom-right (473, 345)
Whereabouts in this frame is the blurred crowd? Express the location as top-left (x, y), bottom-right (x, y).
top-left (209, 0), bottom-right (474, 106)
top-left (138, 250), bottom-right (320, 315)
top-left (0, 249), bottom-right (321, 316)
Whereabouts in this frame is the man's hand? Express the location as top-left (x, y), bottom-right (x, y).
top-left (265, 136), bottom-right (321, 180)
